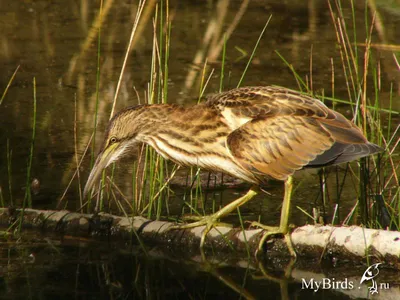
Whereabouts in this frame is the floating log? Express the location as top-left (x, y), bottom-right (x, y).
top-left (0, 208), bottom-right (399, 269)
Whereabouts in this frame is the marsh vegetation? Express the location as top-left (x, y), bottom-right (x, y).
top-left (0, 0), bottom-right (399, 299)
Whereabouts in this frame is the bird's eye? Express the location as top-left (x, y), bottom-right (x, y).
top-left (109, 137), bottom-right (117, 144)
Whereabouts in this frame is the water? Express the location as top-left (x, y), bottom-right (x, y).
top-left (0, 0), bottom-right (399, 299)
top-left (1, 231), bottom-right (399, 300)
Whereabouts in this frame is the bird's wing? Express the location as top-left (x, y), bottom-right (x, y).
top-left (226, 115), bottom-right (336, 180)
top-left (215, 86), bottom-right (374, 180)
top-left (206, 86), bottom-right (337, 130)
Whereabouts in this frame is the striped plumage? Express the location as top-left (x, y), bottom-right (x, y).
top-left (84, 86), bottom-right (382, 253)
top-left (85, 86), bottom-right (381, 194)
top-left (112, 104), bottom-right (259, 184)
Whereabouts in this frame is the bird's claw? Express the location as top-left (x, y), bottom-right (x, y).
top-left (169, 215), bottom-right (232, 248)
top-left (249, 222), bottom-right (297, 258)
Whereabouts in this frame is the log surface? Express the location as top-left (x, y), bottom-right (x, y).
top-left (0, 208), bottom-right (399, 269)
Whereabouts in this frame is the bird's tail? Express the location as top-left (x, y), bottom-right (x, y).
top-left (307, 142), bottom-right (383, 167)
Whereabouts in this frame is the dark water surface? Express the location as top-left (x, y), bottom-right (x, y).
top-left (0, 0), bottom-right (399, 299)
top-left (1, 232), bottom-right (399, 300)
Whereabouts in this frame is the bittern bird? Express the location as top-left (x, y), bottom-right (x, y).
top-left (84, 86), bottom-right (382, 255)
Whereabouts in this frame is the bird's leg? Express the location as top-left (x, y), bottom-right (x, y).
top-left (170, 186), bottom-right (259, 248)
top-left (250, 176), bottom-right (296, 257)
top-left (253, 258), bottom-right (296, 300)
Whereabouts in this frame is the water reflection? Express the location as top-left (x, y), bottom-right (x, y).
top-left (1, 233), bottom-right (399, 300)
top-left (1, 1), bottom-right (400, 299)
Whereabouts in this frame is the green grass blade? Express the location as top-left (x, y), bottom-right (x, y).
top-left (0, 65), bottom-right (20, 106)
top-left (23, 77), bottom-right (37, 208)
top-left (7, 139), bottom-right (13, 206)
top-left (237, 15), bottom-right (272, 88)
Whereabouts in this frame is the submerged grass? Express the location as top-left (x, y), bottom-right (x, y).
top-left (237, 15), bottom-right (272, 88)
top-left (23, 77), bottom-right (37, 209)
top-left (1, 67), bottom-right (20, 209)
top-left (84, 0), bottom-right (104, 212)
top-left (2, 1), bottom-right (398, 245)
top-left (0, 187), bottom-right (3, 208)
top-left (90, 0), bottom-right (399, 235)
top-left (283, 0), bottom-right (400, 231)
top-left (6, 140), bottom-right (13, 207)
top-left (0, 65), bottom-right (20, 106)
top-left (90, 0), bottom-right (103, 169)
top-left (122, 0), bottom-right (174, 219)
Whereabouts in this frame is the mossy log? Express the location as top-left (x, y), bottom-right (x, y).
top-left (0, 208), bottom-right (399, 269)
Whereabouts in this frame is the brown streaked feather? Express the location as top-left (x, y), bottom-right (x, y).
top-left (227, 116), bottom-right (335, 180)
top-left (93, 86), bottom-right (382, 188)
top-left (211, 86), bottom-right (383, 181)
top-left (318, 111), bottom-right (367, 144)
top-left (207, 86), bottom-right (335, 125)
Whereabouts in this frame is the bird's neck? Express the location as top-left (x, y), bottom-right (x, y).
top-left (134, 103), bottom-right (259, 183)
top-left (136, 103), bottom-right (217, 137)
top-left (136, 103), bottom-right (226, 161)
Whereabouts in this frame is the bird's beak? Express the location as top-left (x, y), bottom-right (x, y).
top-left (83, 142), bottom-right (120, 198)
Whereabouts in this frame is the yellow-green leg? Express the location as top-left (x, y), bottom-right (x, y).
top-left (253, 258), bottom-right (296, 300)
top-left (170, 186), bottom-right (259, 248)
top-left (250, 176), bottom-right (296, 257)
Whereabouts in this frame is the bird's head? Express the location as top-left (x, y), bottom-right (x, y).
top-left (83, 106), bottom-right (148, 198)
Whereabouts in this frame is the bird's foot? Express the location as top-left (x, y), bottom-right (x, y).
top-left (170, 215), bottom-right (232, 248)
top-left (249, 221), bottom-right (297, 258)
